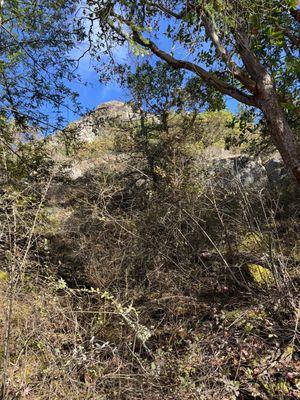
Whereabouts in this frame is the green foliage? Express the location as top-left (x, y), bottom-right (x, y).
top-left (194, 110), bottom-right (235, 148)
top-left (121, 61), bottom-right (233, 189)
top-left (57, 122), bottom-right (83, 156)
top-left (0, 117), bottom-right (54, 185)
top-left (0, 270), bottom-right (9, 282)
top-left (84, 0), bottom-right (300, 166)
top-left (224, 108), bottom-right (271, 155)
top-left (0, 0), bottom-right (79, 133)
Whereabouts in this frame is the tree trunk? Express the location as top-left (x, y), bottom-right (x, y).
top-left (256, 74), bottom-right (300, 184)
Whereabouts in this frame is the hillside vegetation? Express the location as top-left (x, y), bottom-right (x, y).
top-left (0, 1), bottom-right (299, 398)
top-left (0, 104), bottom-right (299, 400)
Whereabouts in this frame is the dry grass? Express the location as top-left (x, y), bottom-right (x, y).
top-left (0, 139), bottom-right (299, 399)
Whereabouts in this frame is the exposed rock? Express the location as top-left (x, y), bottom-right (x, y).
top-left (57, 101), bottom-right (290, 187)
top-left (194, 152), bottom-right (289, 188)
top-left (70, 100), bottom-right (136, 142)
top-left (211, 155), bottom-right (268, 187)
top-left (264, 158), bottom-right (288, 184)
top-left (193, 154), bottom-right (268, 188)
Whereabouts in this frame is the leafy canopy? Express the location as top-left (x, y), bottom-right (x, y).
top-left (0, 0), bottom-right (80, 132)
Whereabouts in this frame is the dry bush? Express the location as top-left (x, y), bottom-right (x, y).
top-left (1, 124), bottom-right (299, 398)
top-left (37, 155), bottom-right (299, 399)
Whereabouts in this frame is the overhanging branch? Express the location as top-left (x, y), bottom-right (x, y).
top-left (201, 12), bottom-right (256, 92)
top-left (108, 14), bottom-right (256, 107)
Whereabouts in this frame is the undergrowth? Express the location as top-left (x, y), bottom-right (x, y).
top-left (0, 116), bottom-right (299, 399)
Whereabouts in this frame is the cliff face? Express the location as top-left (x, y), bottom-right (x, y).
top-left (70, 100), bottom-right (136, 142)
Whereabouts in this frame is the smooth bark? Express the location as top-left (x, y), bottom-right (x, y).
top-left (256, 76), bottom-right (300, 184)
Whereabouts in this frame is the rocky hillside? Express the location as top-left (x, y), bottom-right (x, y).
top-left (57, 100), bottom-right (288, 187)
top-left (68, 100), bottom-right (136, 142)
top-left (1, 101), bottom-right (298, 400)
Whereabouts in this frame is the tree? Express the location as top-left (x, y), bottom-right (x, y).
top-left (123, 61), bottom-right (226, 187)
top-left (82, 0), bottom-right (300, 184)
top-left (0, 0), bottom-right (80, 134)
top-left (124, 62), bottom-right (192, 187)
top-left (0, 0), bottom-right (82, 193)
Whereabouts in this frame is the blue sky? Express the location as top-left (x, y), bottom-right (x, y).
top-left (62, 39), bottom-right (132, 123)
top-left (65, 54), bottom-right (239, 126)
top-left (63, 22), bottom-right (239, 125)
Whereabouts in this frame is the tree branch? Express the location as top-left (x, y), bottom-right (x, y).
top-left (201, 12), bottom-right (256, 92)
top-left (234, 31), bottom-right (267, 82)
top-left (108, 14), bottom-right (256, 107)
top-left (284, 28), bottom-right (300, 48)
top-left (145, 2), bottom-right (187, 19)
top-left (139, 4), bottom-right (256, 93)
top-left (133, 36), bottom-right (255, 105)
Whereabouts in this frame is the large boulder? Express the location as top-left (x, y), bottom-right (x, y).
top-left (196, 155), bottom-right (268, 189)
top-left (212, 156), bottom-right (268, 187)
top-left (197, 153), bottom-right (289, 189)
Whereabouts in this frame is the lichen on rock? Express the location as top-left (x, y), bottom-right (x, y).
top-left (248, 264), bottom-right (275, 287)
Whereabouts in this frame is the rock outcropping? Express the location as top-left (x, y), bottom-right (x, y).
top-left (62, 100), bottom-right (288, 186)
top-left (70, 100), bottom-right (136, 142)
top-left (211, 156), bottom-right (268, 187)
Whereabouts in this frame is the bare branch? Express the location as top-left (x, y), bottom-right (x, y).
top-left (145, 2), bottom-right (187, 19)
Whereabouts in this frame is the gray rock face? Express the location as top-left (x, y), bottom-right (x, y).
top-left (200, 154), bottom-right (288, 188)
top-left (71, 101), bottom-right (136, 142)
top-left (94, 100), bottom-right (135, 122)
top-left (264, 158), bottom-right (287, 184)
top-left (210, 156), bottom-right (268, 187)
